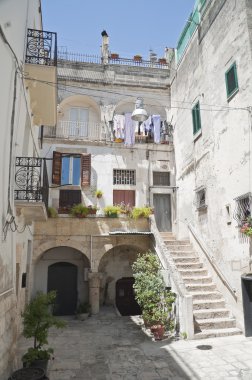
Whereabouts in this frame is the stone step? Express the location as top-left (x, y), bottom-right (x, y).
top-left (170, 251), bottom-right (197, 258)
top-left (194, 308), bottom-right (230, 320)
top-left (165, 244), bottom-right (193, 252)
top-left (194, 327), bottom-right (242, 340)
top-left (179, 268), bottom-right (208, 277)
top-left (159, 232), bottom-right (174, 238)
top-left (183, 276), bottom-right (212, 284)
top-left (176, 262), bottom-right (203, 270)
top-left (163, 240), bottom-right (190, 245)
top-left (191, 291), bottom-right (223, 301)
top-left (196, 317), bottom-right (236, 330)
top-left (186, 283), bottom-right (216, 292)
top-left (193, 299), bottom-right (226, 310)
top-left (173, 256), bottom-right (199, 264)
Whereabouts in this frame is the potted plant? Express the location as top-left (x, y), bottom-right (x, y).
top-left (240, 217), bottom-right (252, 237)
top-left (76, 302), bottom-right (90, 321)
top-left (130, 206), bottom-right (153, 219)
top-left (21, 291), bottom-right (66, 372)
top-left (103, 205), bottom-right (121, 218)
top-left (133, 55), bottom-right (142, 62)
top-left (132, 251), bottom-right (175, 340)
top-left (47, 206), bottom-right (58, 218)
top-left (87, 205), bottom-right (98, 215)
top-left (70, 204), bottom-right (89, 218)
top-left (95, 189), bottom-right (103, 199)
top-left (158, 58), bottom-right (167, 65)
top-left (110, 53), bottom-right (119, 59)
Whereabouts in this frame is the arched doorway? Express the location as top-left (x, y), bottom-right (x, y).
top-left (47, 262), bottom-right (77, 315)
top-left (116, 277), bottom-right (141, 316)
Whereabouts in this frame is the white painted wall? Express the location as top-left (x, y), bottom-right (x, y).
top-left (171, 0), bottom-right (252, 327)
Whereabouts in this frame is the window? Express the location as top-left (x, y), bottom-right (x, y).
top-left (52, 151), bottom-right (91, 187)
top-left (195, 188), bottom-right (207, 210)
top-left (113, 169), bottom-right (136, 185)
top-left (225, 62), bottom-right (239, 100)
top-left (153, 171), bottom-right (170, 186)
top-left (192, 101), bottom-right (201, 135)
top-left (233, 193), bottom-right (251, 226)
top-left (113, 190), bottom-right (135, 207)
top-left (61, 156), bottom-right (81, 185)
top-left (59, 189), bottom-right (82, 212)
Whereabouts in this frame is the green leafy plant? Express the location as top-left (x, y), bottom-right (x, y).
top-left (22, 291), bottom-right (66, 366)
top-left (70, 204), bottom-right (89, 218)
top-left (95, 189), bottom-right (103, 199)
top-left (132, 251), bottom-right (175, 331)
top-left (103, 205), bottom-right (121, 217)
top-left (47, 207), bottom-right (58, 218)
top-left (130, 206), bottom-right (153, 219)
top-left (87, 205), bottom-right (98, 215)
top-left (240, 217), bottom-right (252, 237)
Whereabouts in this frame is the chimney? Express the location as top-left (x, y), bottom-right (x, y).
top-left (101, 30), bottom-right (109, 64)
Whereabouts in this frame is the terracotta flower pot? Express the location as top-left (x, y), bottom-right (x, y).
top-left (151, 324), bottom-right (165, 340)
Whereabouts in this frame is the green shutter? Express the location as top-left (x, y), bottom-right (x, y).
top-left (225, 62), bottom-right (239, 100)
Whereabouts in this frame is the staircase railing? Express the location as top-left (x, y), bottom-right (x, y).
top-left (149, 215), bottom-right (194, 339)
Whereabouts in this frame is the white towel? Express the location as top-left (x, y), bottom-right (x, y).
top-left (152, 114), bottom-right (161, 144)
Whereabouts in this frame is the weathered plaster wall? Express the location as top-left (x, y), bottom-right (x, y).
top-left (171, 0), bottom-right (252, 327)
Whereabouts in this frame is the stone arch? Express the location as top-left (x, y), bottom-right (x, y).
top-left (98, 244), bottom-right (145, 306)
top-left (33, 240), bottom-right (90, 264)
top-left (58, 94), bottom-right (101, 115)
top-left (114, 97), bottom-right (167, 119)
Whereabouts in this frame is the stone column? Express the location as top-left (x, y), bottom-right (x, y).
top-left (88, 272), bottom-right (102, 315)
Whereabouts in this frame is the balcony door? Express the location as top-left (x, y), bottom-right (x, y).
top-left (113, 190), bottom-right (135, 207)
top-left (69, 107), bottom-right (89, 137)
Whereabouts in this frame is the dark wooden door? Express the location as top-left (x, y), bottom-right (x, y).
top-left (153, 194), bottom-right (172, 231)
top-left (59, 190), bottom-right (81, 212)
top-left (113, 190), bottom-right (135, 206)
top-left (47, 262), bottom-right (77, 315)
top-left (116, 277), bottom-right (141, 316)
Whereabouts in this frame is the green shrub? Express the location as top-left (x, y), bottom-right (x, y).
top-left (47, 207), bottom-right (58, 218)
top-left (103, 205), bottom-right (121, 217)
top-left (70, 204), bottom-right (89, 218)
top-left (130, 206), bottom-right (153, 219)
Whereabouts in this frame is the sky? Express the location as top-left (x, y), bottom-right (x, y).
top-left (42, 0), bottom-right (196, 60)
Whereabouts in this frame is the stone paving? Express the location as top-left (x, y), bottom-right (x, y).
top-left (17, 307), bottom-right (252, 380)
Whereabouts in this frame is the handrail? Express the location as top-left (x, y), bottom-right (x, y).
top-left (188, 222), bottom-right (238, 301)
top-left (149, 215), bottom-right (189, 297)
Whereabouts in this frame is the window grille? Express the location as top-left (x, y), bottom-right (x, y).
top-left (233, 193), bottom-right (251, 226)
top-left (153, 171), bottom-right (170, 186)
top-left (192, 101), bottom-right (201, 135)
top-left (113, 169), bottom-right (136, 185)
top-left (195, 188), bottom-right (207, 210)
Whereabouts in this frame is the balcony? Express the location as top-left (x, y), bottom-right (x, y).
top-left (14, 157), bottom-right (49, 223)
top-left (24, 29), bottom-right (57, 126)
top-left (43, 121), bottom-right (173, 145)
top-left (43, 121), bottom-right (112, 141)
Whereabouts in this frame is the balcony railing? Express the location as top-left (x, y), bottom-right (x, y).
top-left (25, 29), bottom-right (57, 66)
top-left (43, 121), bottom-right (173, 145)
top-left (14, 157), bottom-right (49, 209)
top-left (57, 50), bottom-right (169, 69)
top-left (43, 121), bottom-right (112, 141)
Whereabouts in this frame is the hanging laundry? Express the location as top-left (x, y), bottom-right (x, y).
top-left (152, 114), bottom-right (161, 144)
top-left (124, 113), bottom-right (136, 146)
top-left (113, 114), bottom-right (125, 140)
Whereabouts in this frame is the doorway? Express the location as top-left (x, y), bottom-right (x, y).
top-left (47, 262), bottom-right (77, 315)
top-left (116, 277), bottom-right (141, 316)
top-left (153, 194), bottom-right (172, 231)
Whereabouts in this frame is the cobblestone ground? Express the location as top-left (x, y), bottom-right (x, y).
top-left (17, 307), bottom-right (252, 380)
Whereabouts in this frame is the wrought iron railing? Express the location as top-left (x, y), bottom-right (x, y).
top-left (25, 29), bottom-right (57, 66)
top-left (14, 157), bottom-right (49, 209)
top-left (57, 50), bottom-right (169, 69)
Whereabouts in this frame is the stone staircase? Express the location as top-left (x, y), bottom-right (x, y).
top-left (160, 232), bottom-right (241, 339)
